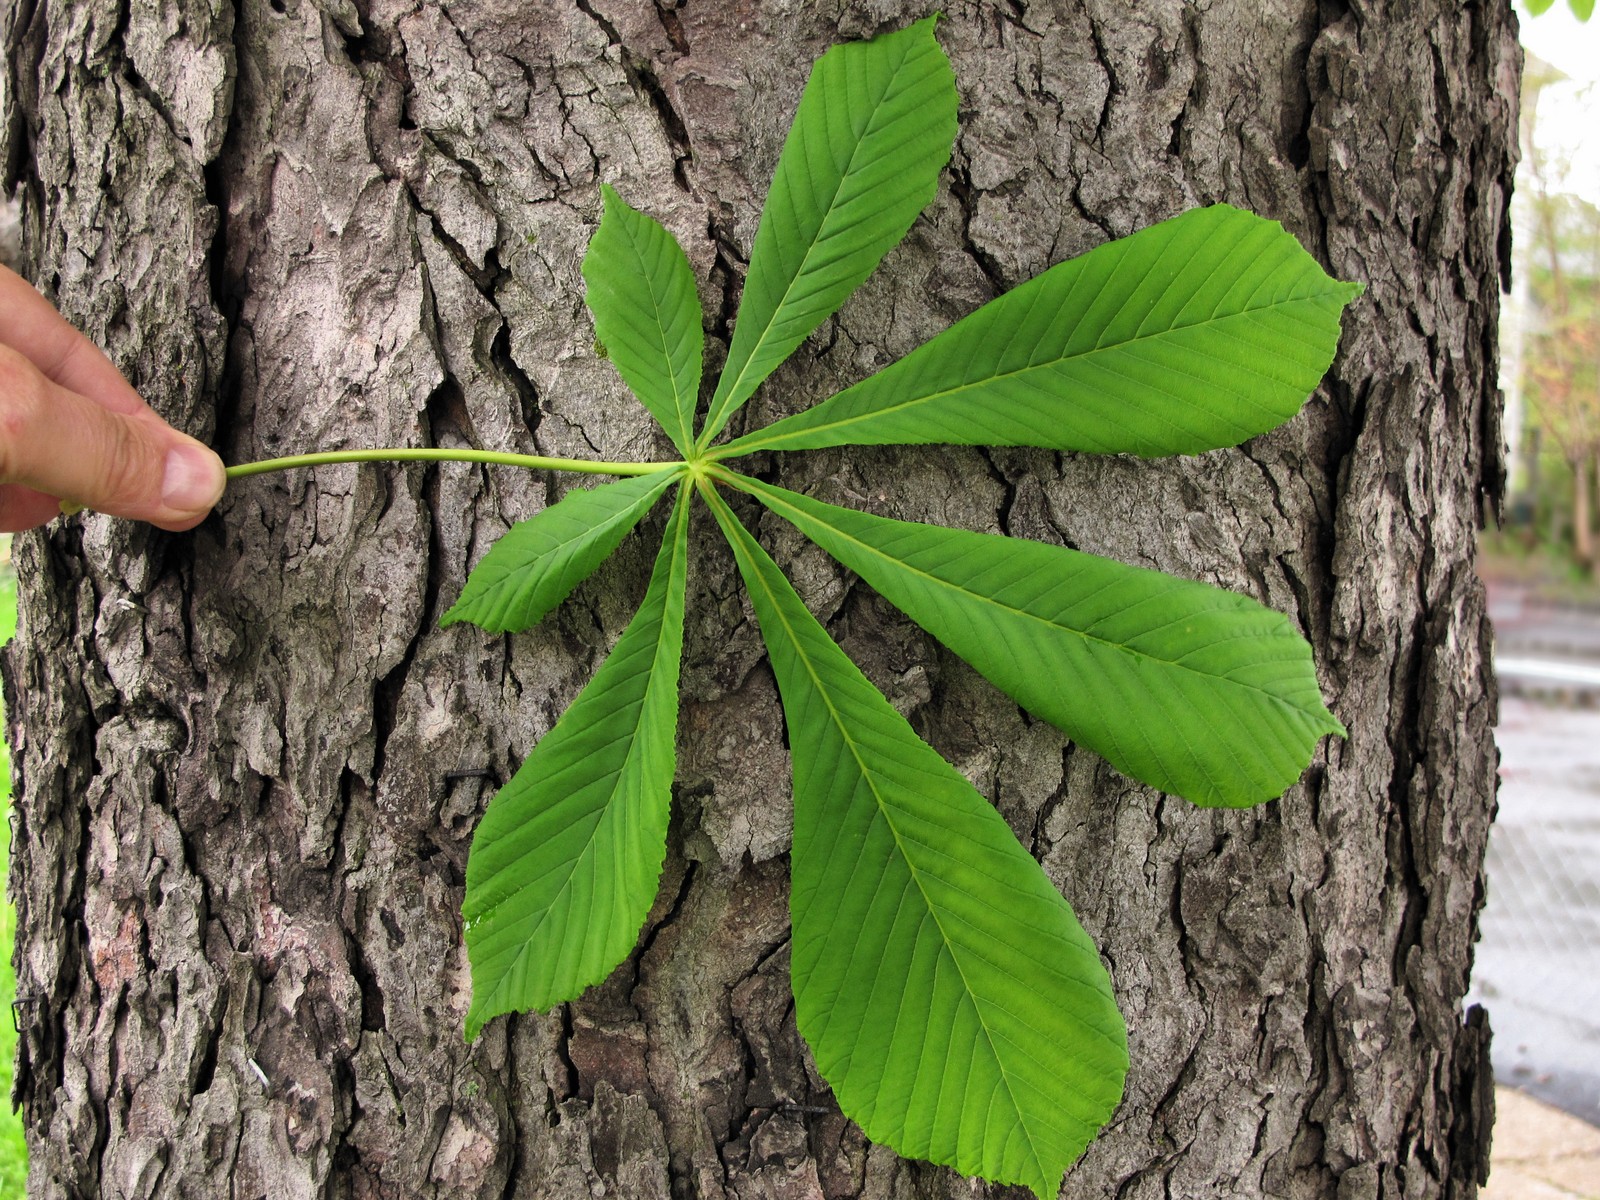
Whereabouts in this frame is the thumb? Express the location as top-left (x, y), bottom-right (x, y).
top-left (0, 344), bottom-right (225, 531)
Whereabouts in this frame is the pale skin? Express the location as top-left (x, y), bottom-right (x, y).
top-left (0, 263), bottom-right (226, 533)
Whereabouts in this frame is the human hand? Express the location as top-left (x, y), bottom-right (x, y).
top-left (0, 263), bottom-right (225, 533)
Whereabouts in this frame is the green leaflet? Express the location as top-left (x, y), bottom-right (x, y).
top-left (464, 485), bottom-right (691, 1038)
top-left (583, 186), bottom-right (704, 454)
top-left (442, 469), bottom-right (681, 633)
top-left (729, 473), bottom-right (1343, 808)
top-left (705, 487), bottom-right (1127, 1200)
top-left (696, 17), bottom-right (957, 450)
top-left (714, 205), bottom-right (1362, 460)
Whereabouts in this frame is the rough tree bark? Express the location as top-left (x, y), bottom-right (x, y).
top-left (1, 1), bottom-right (1515, 1197)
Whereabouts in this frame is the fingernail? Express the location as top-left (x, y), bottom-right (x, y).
top-left (161, 443), bottom-right (225, 514)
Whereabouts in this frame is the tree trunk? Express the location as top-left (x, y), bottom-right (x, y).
top-left (1591, 451), bottom-right (1600, 581)
top-left (1, 2), bottom-right (1514, 1197)
top-left (1574, 456), bottom-right (1591, 566)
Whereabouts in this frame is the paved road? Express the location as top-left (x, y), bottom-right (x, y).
top-left (1471, 581), bottom-right (1600, 1125)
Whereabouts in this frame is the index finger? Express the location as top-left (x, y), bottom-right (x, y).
top-left (0, 263), bottom-right (150, 417)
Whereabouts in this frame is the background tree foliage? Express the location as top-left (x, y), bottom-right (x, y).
top-left (1499, 51), bottom-right (1600, 571)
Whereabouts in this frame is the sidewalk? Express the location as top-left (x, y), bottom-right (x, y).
top-left (1470, 690), bottom-right (1600, 1124)
top-left (1485, 1086), bottom-right (1600, 1199)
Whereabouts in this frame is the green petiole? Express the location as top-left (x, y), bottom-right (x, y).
top-left (224, 448), bottom-right (687, 481)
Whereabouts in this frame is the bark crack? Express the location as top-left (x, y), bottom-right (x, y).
top-left (948, 167), bottom-right (1008, 294)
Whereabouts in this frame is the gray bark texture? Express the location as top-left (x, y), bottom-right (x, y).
top-left (1, 1), bottom-right (1515, 1197)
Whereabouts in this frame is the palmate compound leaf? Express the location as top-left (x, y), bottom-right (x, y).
top-left (704, 486), bottom-right (1129, 1200)
top-left (463, 484), bottom-right (692, 1040)
top-left (727, 472), bottom-right (1344, 808)
top-left (442, 469), bottom-right (679, 634)
top-left (449, 14), bottom-right (1347, 1187)
top-left (695, 16), bottom-right (958, 449)
top-left (714, 204), bottom-right (1363, 460)
top-left (583, 185), bottom-right (704, 454)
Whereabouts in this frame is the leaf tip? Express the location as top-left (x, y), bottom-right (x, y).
top-left (1311, 691), bottom-right (1346, 740)
top-left (585, 184), bottom-right (626, 279)
top-left (463, 996), bottom-right (502, 1044)
top-left (439, 598), bottom-right (514, 634)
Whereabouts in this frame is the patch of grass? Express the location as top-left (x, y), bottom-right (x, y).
top-left (0, 537), bottom-right (28, 1196)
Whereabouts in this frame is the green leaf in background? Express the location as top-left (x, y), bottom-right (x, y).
top-left (716, 205), bottom-right (1361, 460)
top-left (731, 473), bottom-right (1342, 808)
top-left (583, 185), bottom-right (705, 454)
top-left (696, 17), bottom-right (958, 449)
top-left (442, 468), bottom-right (682, 633)
top-left (706, 489), bottom-right (1128, 1200)
top-left (464, 486), bottom-right (692, 1038)
top-left (1513, 0), bottom-right (1593, 19)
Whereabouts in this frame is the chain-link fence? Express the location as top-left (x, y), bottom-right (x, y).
top-left (1473, 584), bottom-right (1600, 1125)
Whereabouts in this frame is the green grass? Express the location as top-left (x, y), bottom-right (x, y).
top-left (0, 538), bottom-right (28, 1195)
top-left (1479, 527), bottom-right (1600, 605)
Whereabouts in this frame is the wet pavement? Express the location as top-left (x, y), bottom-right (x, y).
top-left (1473, 581), bottom-right (1600, 1126)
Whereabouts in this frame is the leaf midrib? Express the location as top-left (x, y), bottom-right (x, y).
top-left (476, 640), bottom-right (666, 998)
top-left (720, 285), bottom-right (1351, 455)
top-left (718, 495), bottom-right (1050, 1188)
top-left (747, 481), bottom-right (1330, 725)
top-left (447, 471), bottom-right (680, 628)
top-left (701, 34), bottom-right (922, 447)
top-left (475, 499), bottom-right (688, 1010)
top-left (613, 213), bottom-right (697, 453)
